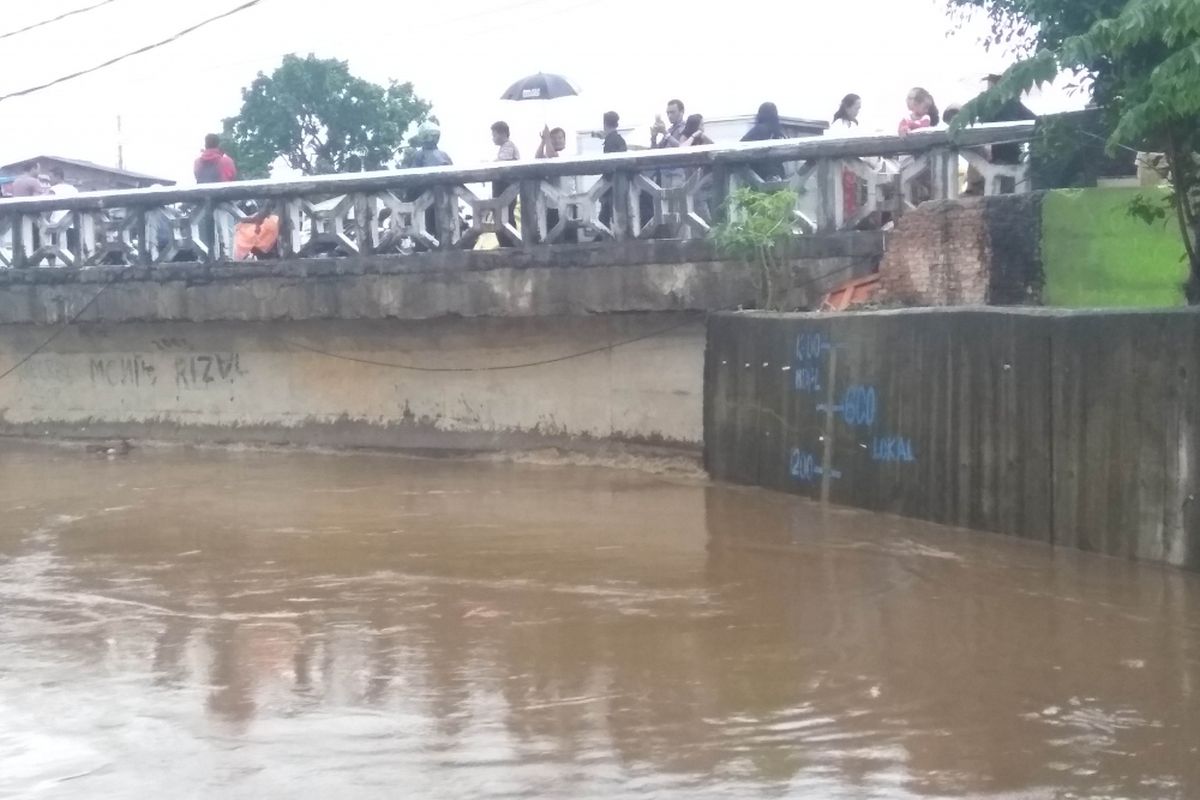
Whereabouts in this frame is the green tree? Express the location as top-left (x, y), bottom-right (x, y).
top-left (951, 0), bottom-right (1200, 302)
top-left (712, 188), bottom-right (800, 310)
top-left (222, 54), bottom-right (432, 179)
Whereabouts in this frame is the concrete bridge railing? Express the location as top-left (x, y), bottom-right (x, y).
top-left (0, 122), bottom-right (1035, 269)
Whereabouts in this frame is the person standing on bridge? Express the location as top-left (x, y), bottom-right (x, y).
top-left (679, 115), bottom-right (713, 147)
top-left (898, 88), bottom-right (940, 136)
top-left (194, 134), bottom-right (238, 260)
top-left (194, 134), bottom-right (238, 183)
top-left (491, 121), bottom-right (520, 247)
top-left (535, 127), bottom-right (569, 237)
top-left (830, 94), bottom-right (867, 220)
top-left (400, 122), bottom-right (453, 246)
top-left (599, 111), bottom-right (627, 154)
top-left (741, 102), bottom-right (789, 182)
top-left (647, 99), bottom-right (689, 220)
top-left (535, 127), bottom-right (568, 159)
top-left (409, 122), bottom-right (454, 169)
top-left (650, 99), bottom-right (687, 149)
top-left (10, 161), bottom-right (47, 197)
top-left (598, 111), bottom-right (626, 232)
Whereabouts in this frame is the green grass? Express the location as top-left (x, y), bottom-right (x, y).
top-left (1042, 188), bottom-right (1188, 308)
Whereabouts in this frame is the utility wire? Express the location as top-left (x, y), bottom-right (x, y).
top-left (279, 260), bottom-right (866, 374)
top-left (0, 0), bottom-right (120, 41)
top-left (281, 316), bottom-right (703, 373)
top-left (0, 0), bottom-right (267, 103)
top-left (0, 270), bottom-right (124, 385)
top-left (0, 249), bottom-right (864, 384)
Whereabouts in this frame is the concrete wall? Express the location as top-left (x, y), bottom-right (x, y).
top-left (0, 314), bottom-right (705, 452)
top-left (705, 308), bottom-right (1200, 570)
top-left (0, 236), bottom-right (883, 325)
top-left (0, 237), bottom-right (883, 454)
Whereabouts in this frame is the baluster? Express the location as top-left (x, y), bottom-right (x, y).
top-left (815, 158), bottom-right (843, 233)
top-left (708, 164), bottom-right (731, 226)
top-left (353, 193), bottom-right (373, 255)
top-left (0, 214), bottom-right (14, 268)
top-left (519, 179), bottom-right (540, 247)
top-left (278, 198), bottom-right (302, 258)
top-left (17, 214), bottom-right (36, 268)
top-left (433, 186), bottom-right (457, 249)
top-left (929, 147), bottom-right (959, 201)
top-left (611, 172), bottom-right (631, 241)
top-left (133, 208), bottom-right (152, 266)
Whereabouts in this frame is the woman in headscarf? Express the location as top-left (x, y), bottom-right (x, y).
top-left (741, 102), bottom-right (788, 181)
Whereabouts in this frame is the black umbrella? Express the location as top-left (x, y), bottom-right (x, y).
top-left (500, 72), bottom-right (580, 101)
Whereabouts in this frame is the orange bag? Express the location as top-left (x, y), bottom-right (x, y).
top-left (234, 216), bottom-right (280, 261)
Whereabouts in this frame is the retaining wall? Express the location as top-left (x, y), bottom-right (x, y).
top-left (0, 236), bottom-right (885, 454)
top-left (0, 314), bottom-right (705, 452)
top-left (705, 308), bottom-right (1200, 569)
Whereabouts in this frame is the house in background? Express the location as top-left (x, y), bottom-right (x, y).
top-left (0, 156), bottom-right (175, 195)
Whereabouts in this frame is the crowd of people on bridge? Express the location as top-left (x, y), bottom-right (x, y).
top-left (5, 77), bottom-right (1034, 204)
top-left (0, 78), bottom-right (1038, 262)
top-left (385, 78), bottom-right (1035, 178)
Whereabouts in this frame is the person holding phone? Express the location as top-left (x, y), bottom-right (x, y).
top-left (650, 99), bottom-right (687, 149)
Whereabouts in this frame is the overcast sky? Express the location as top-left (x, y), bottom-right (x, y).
top-left (0, 0), bottom-right (1083, 183)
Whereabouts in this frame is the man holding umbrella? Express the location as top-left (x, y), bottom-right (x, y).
top-left (496, 72), bottom-right (580, 245)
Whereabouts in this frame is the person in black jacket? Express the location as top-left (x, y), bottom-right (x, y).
top-left (741, 102), bottom-right (789, 181)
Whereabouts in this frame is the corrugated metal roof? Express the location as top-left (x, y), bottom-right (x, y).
top-left (0, 155), bottom-right (175, 185)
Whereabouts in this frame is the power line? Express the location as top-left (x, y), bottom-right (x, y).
top-left (0, 270), bottom-right (123, 385)
top-left (0, 0), bottom-right (121, 41)
top-left (0, 0), bottom-right (268, 103)
top-left (281, 315), bottom-right (703, 373)
top-left (0, 251), bottom-right (862, 385)
top-left (278, 259), bottom-right (866, 374)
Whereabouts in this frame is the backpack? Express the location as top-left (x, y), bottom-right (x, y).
top-left (196, 157), bottom-right (224, 184)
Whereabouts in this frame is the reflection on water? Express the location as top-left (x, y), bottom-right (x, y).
top-left (0, 442), bottom-right (1197, 798)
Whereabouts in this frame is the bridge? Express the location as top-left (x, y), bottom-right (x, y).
top-left (0, 122), bottom-right (1035, 267)
top-left (0, 122), bottom-right (1036, 455)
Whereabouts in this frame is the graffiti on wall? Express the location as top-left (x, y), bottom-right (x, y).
top-left (78, 352), bottom-right (248, 391)
top-left (792, 332), bottom-right (832, 394)
top-left (90, 356), bottom-right (157, 388)
top-left (174, 354), bottom-right (247, 389)
top-left (788, 330), bottom-right (917, 484)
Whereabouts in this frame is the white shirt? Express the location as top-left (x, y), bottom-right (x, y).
top-left (826, 120), bottom-right (886, 171)
top-left (50, 182), bottom-right (78, 227)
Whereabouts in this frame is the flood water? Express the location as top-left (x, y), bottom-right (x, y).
top-left (0, 443), bottom-right (1198, 799)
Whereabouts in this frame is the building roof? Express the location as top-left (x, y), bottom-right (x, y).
top-left (0, 155), bottom-right (175, 185)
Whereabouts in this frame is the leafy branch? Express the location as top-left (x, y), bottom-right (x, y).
top-left (712, 188), bottom-right (799, 310)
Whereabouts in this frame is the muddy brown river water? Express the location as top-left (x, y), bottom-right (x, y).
top-left (0, 442), bottom-right (1197, 798)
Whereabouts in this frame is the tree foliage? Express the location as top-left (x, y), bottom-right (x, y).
top-left (952, 0), bottom-right (1200, 302)
top-left (712, 188), bottom-right (799, 310)
top-left (222, 54), bottom-right (432, 179)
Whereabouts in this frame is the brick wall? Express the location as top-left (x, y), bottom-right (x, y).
top-left (877, 194), bottom-right (1043, 306)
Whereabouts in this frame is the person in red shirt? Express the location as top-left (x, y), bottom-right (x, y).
top-left (10, 161), bottom-right (47, 197)
top-left (193, 134), bottom-right (238, 259)
top-left (194, 134), bottom-right (237, 183)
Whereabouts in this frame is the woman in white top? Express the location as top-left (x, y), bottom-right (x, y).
top-left (830, 94), bottom-right (867, 221)
top-left (831, 94), bottom-right (862, 133)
